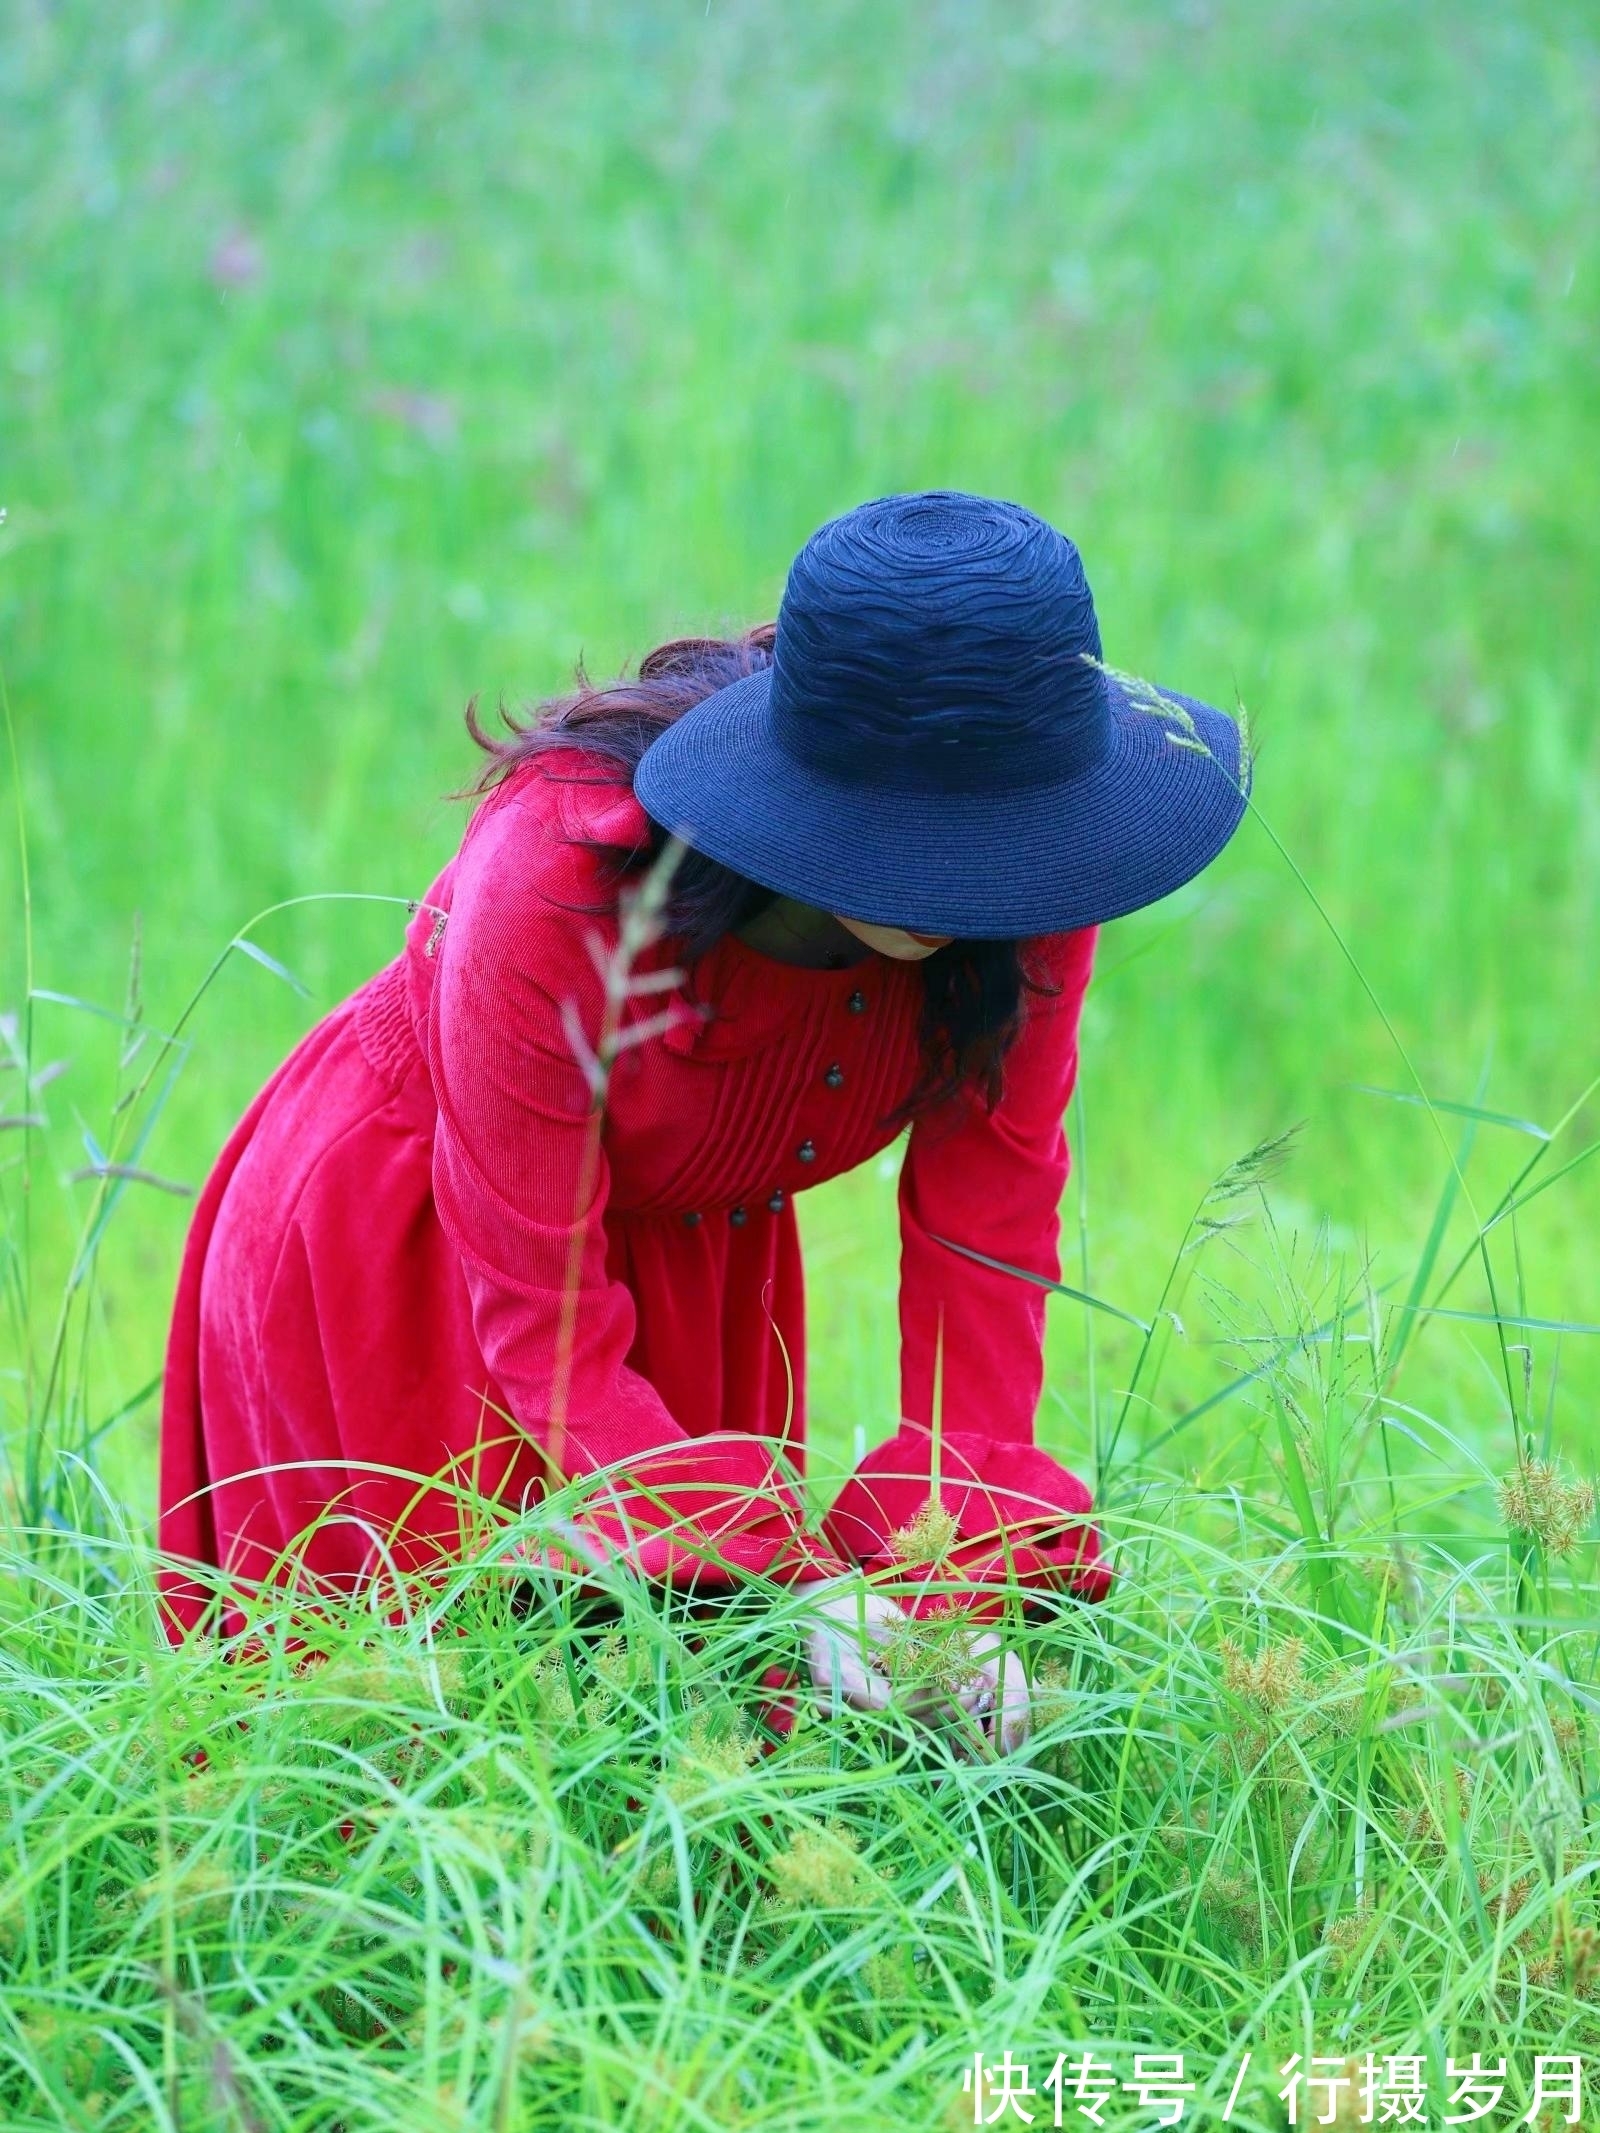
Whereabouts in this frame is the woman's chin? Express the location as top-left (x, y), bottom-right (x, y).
top-left (836, 918), bottom-right (952, 961)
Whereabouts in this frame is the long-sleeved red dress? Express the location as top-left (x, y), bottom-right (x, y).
top-left (158, 755), bottom-right (1110, 1634)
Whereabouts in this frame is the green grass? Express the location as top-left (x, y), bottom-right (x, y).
top-left (3, 1250), bottom-right (1599, 2129)
top-left (3, 0), bottom-right (1599, 2125)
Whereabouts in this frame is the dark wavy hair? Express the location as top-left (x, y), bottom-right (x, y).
top-left (465, 625), bottom-right (1061, 1126)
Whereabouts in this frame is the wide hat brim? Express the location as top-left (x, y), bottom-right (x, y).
top-left (632, 667), bottom-right (1250, 938)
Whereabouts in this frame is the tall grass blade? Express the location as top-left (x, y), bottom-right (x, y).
top-left (229, 937), bottom-right (311, 997)
top-left (1383, 1075), bottom-right (1483, 1387)
top-left (928, 1235), bottom-right (1150, 1332)
top-left (1347, 1085), bottom-right (1550, 1140)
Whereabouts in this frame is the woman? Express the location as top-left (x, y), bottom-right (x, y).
top-left (158, 491), bottom-right (1249, 1751)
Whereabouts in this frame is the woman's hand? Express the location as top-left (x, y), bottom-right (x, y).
top-left (799, 1579), bottom-right (1030, 1754)
top-left (962, 1631), bottom-right (1030, 1757)
top-left (800, 1575), bottom-right (909, 1715)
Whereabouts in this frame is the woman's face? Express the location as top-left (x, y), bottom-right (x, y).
top-left (833, 915), bottom-right (953, 963)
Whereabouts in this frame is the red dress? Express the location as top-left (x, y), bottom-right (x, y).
top-left (158, 756), bottom-right (1110, 1633)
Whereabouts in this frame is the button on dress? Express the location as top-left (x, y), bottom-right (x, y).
top-left (158, 756), bottom-right (1110, 1632)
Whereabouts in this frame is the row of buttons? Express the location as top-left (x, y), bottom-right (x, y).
top-left (680, 1053), bottom-right (848, 1228)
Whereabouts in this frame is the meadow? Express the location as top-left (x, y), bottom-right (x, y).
top-left (3, 1), bottom-right (1598, 2126)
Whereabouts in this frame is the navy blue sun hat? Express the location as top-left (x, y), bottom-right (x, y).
top-left (632, 491), bottom-right (1250, 938)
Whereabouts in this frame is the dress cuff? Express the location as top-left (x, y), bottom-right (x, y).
top-left (527, 1433), bottom-right (845, 1590)
top-left (822, 1425), bottom-right (1112, 1619)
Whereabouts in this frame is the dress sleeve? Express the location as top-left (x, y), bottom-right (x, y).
top-left (823, 927), bottom-right (1111, 1615)
top-left (428, 787), bottom-right (840, 1589)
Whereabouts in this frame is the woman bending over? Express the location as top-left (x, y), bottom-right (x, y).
top-left (158, 490), bottom-right (1248, 1750)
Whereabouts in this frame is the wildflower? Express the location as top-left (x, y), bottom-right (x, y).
top-left (1497, 1459), bottom-right (1596, 1555)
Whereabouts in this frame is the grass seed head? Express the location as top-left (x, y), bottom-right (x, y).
top-left (1031, 1655), bottom-right (1076, 1729)
top-left (1321, 1907), bottom-right (1379, 1971)
top-left (583, 1632), bottom-right (641, 1724)
top-left (1199, 1867), bottom-right (1262, 1953)
top-left (889, 1494), bottom-right (959, 1568)
top-left (591, 1631), bottom-right (635, 1690)
top-left (1523, 1765), bottom-right (1583, 1879)
top-left (1550, 1905), bottom-right (1600, 1997)
top-left (137, 1851), bottom-right (235, 1925)
top-left (1498, 1459), bottom-right (1596, 1555)
top-left (765, 1820), bottom-right (866, 1910)
top-left (640, 1851), bottom-right (679, 1903)
top-left (1220, 1634), bottom-right (1307, 1713)
top-left (1320, 2057), bottom-right (1376, 2132)
top-left (861, 1947), bottom-right (911, 2001)
top-left (1550, 1711), bottom-right (1581, 1760)
top-left (484, 2004), bottom-right (556, 2066)
top-left (1477, 1870), bottom-right (1535, 1928)
top-left (876, 1600), bottom-right (980, 1703)
top-left (179, 1760), bottom-right (248, 1811)
top-left (663, 1708), bottom-right (757, 1801)
top-left (1398, 1766), bottom-right (1472, 1852)
top-left (307, 1646), bottom-right (432, 1709)
top-left (529, 1651), bottom-right (581, 1727)
top-left (429, 1648), bottom-right (469, 1704)
top-left (1219, 1647), bottom-right (1321, 1794)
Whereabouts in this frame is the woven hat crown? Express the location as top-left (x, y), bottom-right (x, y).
top-left (769, 491), bottom-right (1110, 794)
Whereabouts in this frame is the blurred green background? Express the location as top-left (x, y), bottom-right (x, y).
top-left (3, 0), bottom-right (1597, 1511)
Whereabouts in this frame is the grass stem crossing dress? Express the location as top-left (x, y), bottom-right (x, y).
top-left (158, 757), bottom-right (1110, 1634)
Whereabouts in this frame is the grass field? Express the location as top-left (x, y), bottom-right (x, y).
top-left (3, 2), bottom-right (1599, 2126)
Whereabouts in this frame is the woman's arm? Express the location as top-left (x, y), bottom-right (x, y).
top-left (428, 787), bottom-right (839, 1587)
top-left (898, 925), bottom-right (1097, 1442)
top-left (825, 926), bottom-right (1111, 1613)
